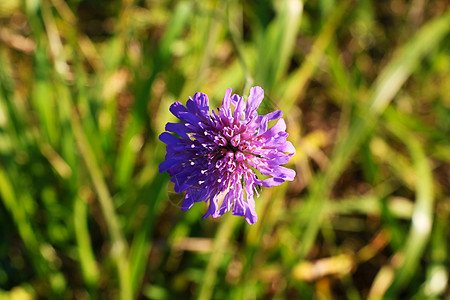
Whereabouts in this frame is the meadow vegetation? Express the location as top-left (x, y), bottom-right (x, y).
top-left (0, 0), bottom-right (449, 299)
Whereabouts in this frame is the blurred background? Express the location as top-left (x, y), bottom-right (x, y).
top-left (0, 0), bottom-right (449, 299)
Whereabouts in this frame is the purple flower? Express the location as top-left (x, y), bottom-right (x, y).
top-left (159, 86), bottom-right (296, 224)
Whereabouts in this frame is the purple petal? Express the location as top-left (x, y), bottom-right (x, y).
top-left (279, 141), bottom-right (296, 154)
top-left (256, 177), bottom-right (285, 187)
top-left (233, 96), bottom-right (245, 121)
top-left (165, 122), bottom-right (190, 139)
top-left (193, 92), bottom-right (210, 117)
top-left (244, 209), bottom-right (257, 225)
top-left (159, 132), bottom-right (180, 145)
top-left (203, 194), bottom-right (219, 219)
top-left (244, 179), bottom-right (258, 225)
top-left (159, 158), bottom-right (181, 173)
top-left (231, 185), bottom-right (246, 216)
top-left (259, 115), bottom-right (269, 133)
top-left (245, 86), bottom-right (264, 117)
top-left (187, 92), bottom-right (210, 120)
top-left (220, 88), bottom-right (233, 121)
top-left (181, 194), bottom-right (194, 211)
top-left (260, 119), bottom-right (286, 139)
top-left (214, 189), bottom-right (234, 217)
top-left (272, 166), bottom-right (296, 181)
top-left (265, 110), bottom-right (283, 121)
top-left (169, 101), bottom-right (188, 119)
top-left (183, 188), bottom-right (210, 211)
top-left (265, 152), bottom-right (291, 165)
top-left (170, 101), bottom-right (203, 125)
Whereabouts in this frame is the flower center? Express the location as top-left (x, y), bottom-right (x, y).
top-left (224, 141), bottom-right (239, 153)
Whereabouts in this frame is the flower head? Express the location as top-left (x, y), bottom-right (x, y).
top-left (159, 86), bottom-right (296, 224)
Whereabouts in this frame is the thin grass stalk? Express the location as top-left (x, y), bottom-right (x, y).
top-left (73, 195), bottom-right (100, 288)
top-left (197, 214), bottom-right (238, 300)
top-left (292, 8), bottom-right (450, 264)
top-left (68, 103), bottom-right (132, 299)
top-left (382, 110), bottom-right (434, 298)
top-left (281, 0), bottom-right (353, 112)
top-left (227, 1), bottom-right (253, 95)
top-left (37, 2), bottom-right (133, 297)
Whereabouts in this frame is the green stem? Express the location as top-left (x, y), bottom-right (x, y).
top-left (226, 3), bottom-right (253, 95)
top-left (282, 0), bottom-right (352, 112)
top-left (383, 110), bottom-right (434, 298)
top-left (292, 8), bottom-right (450, 263)
top-left (73, 196), bottom-right (100, 288)
top-left (69, 109), bottom-right (132, 299)
top-left (197, 214), bottom-right (237, 300)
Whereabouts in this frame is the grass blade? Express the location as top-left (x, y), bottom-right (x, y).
top-left (292, 9), bottom-right (450, 262)
top-left (382, 110), bottom-right (435, 298)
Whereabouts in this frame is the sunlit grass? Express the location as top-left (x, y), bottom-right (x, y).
top-left (0, 0), bottom-right (449, 299)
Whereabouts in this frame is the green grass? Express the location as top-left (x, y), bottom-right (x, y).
top-left (0, 0), bottom-right (449, 299)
